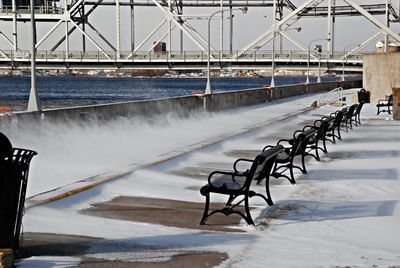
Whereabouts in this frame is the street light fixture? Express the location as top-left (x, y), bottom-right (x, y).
top-left (342, 44), bottom-right (360, 81)
top-left (205, 6), bottom-right (248, 95)
top-left (314, 44), bottom-right (322, 83)
top-left (306, 38), bottom-right (330, 84)
top-left (289, 27), bottom-right (302, 32)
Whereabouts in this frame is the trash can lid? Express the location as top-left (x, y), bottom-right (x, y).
top-left (0, 132), bottom-right (12, 159)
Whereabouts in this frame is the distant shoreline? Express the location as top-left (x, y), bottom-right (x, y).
top-left (0, 69), bottom-right (362, 79)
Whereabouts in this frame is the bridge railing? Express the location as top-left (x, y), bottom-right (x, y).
top-left (0, 5), bottom-right (63, 14)
top-left (0, 49), bottom-right (364, 64)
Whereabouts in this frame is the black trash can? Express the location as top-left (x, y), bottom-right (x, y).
top-left (358, 88), bottom-right (370, 103)
top-left (0, 133), bottom-right (37, 249)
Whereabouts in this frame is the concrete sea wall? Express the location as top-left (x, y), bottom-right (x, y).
top-left (1, 80), bottom-right (362, 125)
top-left (198, 80), bottom-right (360, 112)
top-left (363, 52), bottom-right (400, 103)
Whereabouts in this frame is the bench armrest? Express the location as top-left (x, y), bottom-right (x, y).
top-left (262, 144), bottom-right (274, 151)
top-left (313, 119), bottom-right (323, 128)
top-left (293, 129), bottom-right (303, 137)
top-left (277, 138), bottom-right (292, 146)
top-left (206, 170), bottom-right (249, 192)
top-left (302, 125), bottom-right (314, 131)
top-left (207, 170), bottom-right (237, 186)
top-left (377, 98), bottom-right (388, 104)
top-left (233, 158), bottom-right (253, 173)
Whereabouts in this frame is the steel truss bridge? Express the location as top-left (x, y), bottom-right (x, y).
top-left (0, 49), bottom-right (363, 72)
top-left (0, 0), bottom-right (399, 72)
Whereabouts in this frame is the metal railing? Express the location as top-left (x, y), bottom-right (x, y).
top-left (0, 5), bottom-right (64, 14)
top-left (318, 87), bottom-right (342, 107)
top-left (318, 87), bottom-right (352, 107)
top-left (0, 49), bottom-right (364, 64)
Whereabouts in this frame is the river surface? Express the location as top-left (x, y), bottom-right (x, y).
top-left (0, 75), bottom-right (358, 111)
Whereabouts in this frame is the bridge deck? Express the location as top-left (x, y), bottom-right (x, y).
top-left (0, 50), bottom-right (363, 70)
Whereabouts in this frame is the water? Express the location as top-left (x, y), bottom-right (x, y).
top-left (0, 75), bottom-right (356, 111)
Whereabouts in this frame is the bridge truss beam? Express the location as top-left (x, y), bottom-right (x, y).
top-left (0, 0), bottom-right (399, 71)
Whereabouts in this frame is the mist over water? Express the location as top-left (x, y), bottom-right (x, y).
top-left (5, 106), bottom-right (265, 197)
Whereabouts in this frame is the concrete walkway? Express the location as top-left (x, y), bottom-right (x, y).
top-left (16, 93), bottom-right (400, 267)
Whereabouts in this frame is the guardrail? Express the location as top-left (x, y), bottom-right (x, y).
top-left (318, 87), bottom-right (344, 107)
top-left (318, 87), bottom-right (360, 107)
top-left (0, 50), bottom-right (364, 64)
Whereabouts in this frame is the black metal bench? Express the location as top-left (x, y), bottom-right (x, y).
top-left (297, 118), bottom-right (330, 161)
top-left (199, 145), bottom-right (284, 226)
top-left (323, 110), bottom-right (344, 144)
top-left (266, 128), bottom-right (316, 185)
top-left (341, 103), bottom-right (358, 132)
top-left (377, 94), bottom-right (393, 115)
top-left (352, 101), bottom-right (365, 126)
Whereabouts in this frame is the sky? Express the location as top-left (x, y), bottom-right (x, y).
top-left (0, 0), bottom-right (400, 53)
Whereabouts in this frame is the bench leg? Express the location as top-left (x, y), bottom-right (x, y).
top-left (322, 137), bottom-right (328, 153)
top-left (301, 155), bottom-right (307, 174)
top-left (354, 117), bottom-right (358, 126)
top-left (336, 126), bottom-right (342, 140)
top-left (287, 162), bottom-right (297, 184)
top-left (271, 165), bottom-right (295, 185)
top-left (244, 195), bottom-right (255, 225)
top-left (264, 178), bottom-right (274, 206)
top-left (199, 194), bottom-right (210, 225)
top-left (257, 177), bottom-right (274, 206)
top-left (315, 143), bottom-right (321, 161)
top-left (289, 167), bottom-right (296, 184)
top-left (226, 195), bottom-right (236, 206)
top-left (331, 129), bottom-right (337, 143)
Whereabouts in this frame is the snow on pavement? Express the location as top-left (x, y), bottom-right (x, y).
top-left (18, 93), bottom-right (400, 267)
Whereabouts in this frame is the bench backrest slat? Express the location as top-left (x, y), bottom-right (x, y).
top-left (314, 120), bottom-right (329, 140)
top-left (388, 94), bottom-right (393, 105)
top-left (355, 101), bottom-right (364, 115)
top-left (292, 129), bottom-right (316, 157)
top-left (344, 104), bottom-right (358, 120)
top-left (251, 145), bottom-right (284, 182)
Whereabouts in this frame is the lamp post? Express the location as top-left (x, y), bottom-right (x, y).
top-left (342, 44), bottom-right (359, 81)
top-left (315, 44), bottom-right (322, 83)
top-left (205, 6), bottom-right (248, 95)
top-left (270, 0), bottom-right (276, 88)
top-left (271, 26), bottom-right (301, 87)
top-left (27, 0), bottom-right (41, 112)
top-left (306, 38), bottom-right (330, 84)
